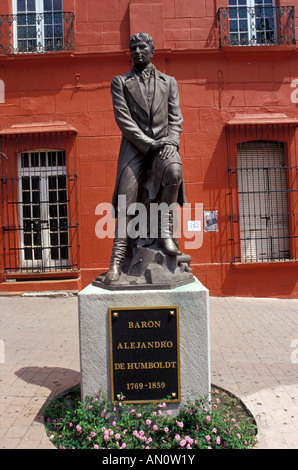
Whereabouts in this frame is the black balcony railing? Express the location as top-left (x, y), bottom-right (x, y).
top-left (0, 12), bottom-right (74, 54)
top-left (218, 6), bottom-right (296, 46)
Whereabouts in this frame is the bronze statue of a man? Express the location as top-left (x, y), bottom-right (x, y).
top-left (105, 32), bottom-right (187, 283)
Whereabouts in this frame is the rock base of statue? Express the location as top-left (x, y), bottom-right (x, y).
top-left (92, 240), bottom-right (195, 290)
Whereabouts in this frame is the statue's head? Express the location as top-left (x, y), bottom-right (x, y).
top-left (129, 32), bottom-right (155, 68)
top-left (129, 32), bottom-right (155, 54)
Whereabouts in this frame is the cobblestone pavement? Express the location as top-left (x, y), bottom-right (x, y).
top-left (0, 293), bottom-right (297, 449)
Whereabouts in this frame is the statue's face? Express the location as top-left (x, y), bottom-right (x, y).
top-left (130, 39), bottom-right (153, 68)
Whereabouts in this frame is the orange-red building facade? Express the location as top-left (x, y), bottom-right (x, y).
top-left (0, 0), bottom-right (297, 297)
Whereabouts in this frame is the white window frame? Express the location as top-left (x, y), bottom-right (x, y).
top-left (17, 149), bottom-right (70, 271)
top-left (12, 0), bottom-right (64, 53)
top-left (229, 0), bottom-right (277, 46)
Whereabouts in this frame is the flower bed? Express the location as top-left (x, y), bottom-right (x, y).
top-left (42, 384), bottom-right (257, 449)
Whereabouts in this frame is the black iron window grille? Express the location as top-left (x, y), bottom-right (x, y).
top-left (226, 123), bottom-right (298, 263)
top-left (218, 3), bottom-right (296, 46)
top-left (0, 131), bottom-right (79, 275)
top-left (0, 11), bottom-right (74, 54)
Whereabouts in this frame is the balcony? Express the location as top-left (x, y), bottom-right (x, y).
top-left (218, 6), bottom-right (296, 47)
top-left (0, 12), bottom-right (74, 55)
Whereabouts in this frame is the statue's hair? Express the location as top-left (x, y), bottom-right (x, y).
top-left (129, 32), bottom-right (155, 54)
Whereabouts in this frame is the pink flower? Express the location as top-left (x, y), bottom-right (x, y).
top-left (121, 443), bottom-right (127, 449)
top-left (176, 420), bottom-right (184, 428)
top-left (158, 402), bottom-right (166, 408)
top-left (104, 435), bottom-right (109, 441)
top-left (146, 419), bottom-right (151, 426)
top-left (205, 435), bottom-right (211, 441)
top-left (93, 445), bottom-right (99, 449)
top-left (237, 433), bottom-right (241, 439)
top-left (175, 434), bottom-right (181, 440)
top-left (164, 427), bottom-right (169, 433)
top-left (130, 409), bottom-right (136, 414)
top-left (206, 415), bottom-right (211, 422)
top-left (166, 410), bottom-right (172, 415)
top-left (76, 425), bottom-right (82, 433)
top-left (137, 413), bottom-right (142, 418)
top-left (90, 432), bottom-right (96, 438)
top-left (112, 421), bottom-right (116, 426)
top-left (115, 433), bottom-right (121, 440)
top-left (212, 428), bottom-right (217, 433)
top-left (216, 436), bottom-right (221, 445)
top-left (69, 422), bottom-right (73, 427)
top-left (180, 439), bottom-right (186, 447)
top-left (152, 425), bottom-right (158, 431)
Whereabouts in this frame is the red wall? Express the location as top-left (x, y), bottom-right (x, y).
top-left (0, 0), bottom-right (298, 297)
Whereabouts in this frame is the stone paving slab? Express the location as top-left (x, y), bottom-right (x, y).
top-left (0, 293), bottom-right (297, 449)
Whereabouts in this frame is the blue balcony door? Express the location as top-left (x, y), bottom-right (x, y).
top-left (228, 0), bottom-right (276, 46)
top-left (13, 0), bottom-right (63, 53)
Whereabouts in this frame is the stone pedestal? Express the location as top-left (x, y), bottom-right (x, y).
top-left (78, 277), bottom-right (210, 411)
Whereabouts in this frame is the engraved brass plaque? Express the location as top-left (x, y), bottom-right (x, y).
top-left (109, 306), bottom-right (180, 404)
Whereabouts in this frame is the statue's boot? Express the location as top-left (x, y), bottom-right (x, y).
top-left (158, 183), bottom-right (182, 257)
top-left (104, 215), bottom-right (129, 283)
top-left (104, 237), bottom-right (127, 283)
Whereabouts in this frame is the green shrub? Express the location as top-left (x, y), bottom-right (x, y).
top-left (43, 385), bottom-right (257, 449)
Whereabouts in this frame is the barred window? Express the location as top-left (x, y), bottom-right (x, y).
top-left (0, 0), bottom-right (75, 54)
top-left (218, 1), bottom-right (296, 47)
top-left (0, 129), bottom-right (79, 275)
top-left (228, 0), bottom-right (276, 46)
top-left (226, 122), bottom-right (298, 263)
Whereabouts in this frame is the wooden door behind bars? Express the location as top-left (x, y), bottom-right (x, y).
top-left (237, 141), bottom-right (290, 262)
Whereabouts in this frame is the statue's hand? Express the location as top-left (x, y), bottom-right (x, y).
top-left (150, 137), bottom-right (174, 152)
top-left (150, 140), bottom-right (163, 151)
top-left (159, 144), bottom-right (176, 160)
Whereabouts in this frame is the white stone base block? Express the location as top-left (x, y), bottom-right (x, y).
top-left (78, 277), bottom-right (210, 410)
